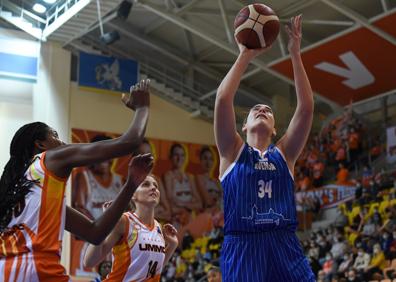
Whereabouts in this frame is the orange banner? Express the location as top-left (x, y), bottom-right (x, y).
top-left (270, 11), bottom-right (396, 106)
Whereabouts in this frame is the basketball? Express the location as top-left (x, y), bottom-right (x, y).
top-left (234, 4), bottom-right (280, 49)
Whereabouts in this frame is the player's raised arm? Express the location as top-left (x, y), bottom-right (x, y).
top-left (277, 15), bottom-right (314, 167)
top-left (45, 79), bottom-right (150, 178)
top-left (214, 42), bottom-right (269, 175)
top-left (66, 154), bottom-right (153, 245)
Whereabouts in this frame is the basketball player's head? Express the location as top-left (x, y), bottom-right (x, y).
top-left (207, 266), bottom-right (222, 282)
top-left (90, 135), bottom-right (112, 174)
top-left (0, 122), bottom-right (65, 231)
top-left (242, 104), bottom-right (276, 137)
top-left (132, 174), bottom-right (160, 208)
top-left (170, 143), bottom-right (185, 169)
top-left (200, 146), bottom-right (214, 172)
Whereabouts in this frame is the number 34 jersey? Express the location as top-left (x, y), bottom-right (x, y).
top-left (104, 212), bottom-right (166, 282)
top-left (220, 144), bottom-right (298, 234)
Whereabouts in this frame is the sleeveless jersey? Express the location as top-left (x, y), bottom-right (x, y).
top-left (0, 152), bottom-right (69, 282)
top-left (83, 170), bottom-right (123, 219)
top-left (220, 144), bottom-right (298, 234)
top-left (171, 173), bottom-right (193, 205)
top-left (104, 212), bottom-right (165, 282)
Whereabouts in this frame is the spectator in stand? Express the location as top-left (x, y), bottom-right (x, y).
top-left (346, 269), bottom-right (359, 282)
top-left (322, 252), bottom-right (336, 281)
top-left (363, 243), bottom-right (387, 281)
top-left (312, 159), bottom-right (325, 188)
top-left (370, 137), bottom-right (382, 161)
top-left (330, 235), bottom-right (347, 260)
top-left (362, 165), bottom-right (373, 188)
top-left (353, 248), bottom-right (371, 273)
top-left (207, 266), bottom-right (222, 282)
top-left (335, 143), bottom-right (347, 167)
top-left (336, 163), bottom-right (349, 185)
top-left (297, 171), bottom-right (311, 191)
top-left (348, 127), bottom-right (360, 163)
top-left (337, 253), bottom-right (353, 276)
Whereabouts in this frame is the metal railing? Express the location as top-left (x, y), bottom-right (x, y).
top-left (139, 61), bottom-right (214, 109)
top-left (0, 0), bottom-right (46, 27)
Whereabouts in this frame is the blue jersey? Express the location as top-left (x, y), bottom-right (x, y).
top-left (220, 143), bottom-right (298, 234)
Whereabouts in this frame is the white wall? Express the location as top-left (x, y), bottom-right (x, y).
top-left (0, 80), bottom-right (33, 171)
top-left (0, 26), bottom-right (37, 172)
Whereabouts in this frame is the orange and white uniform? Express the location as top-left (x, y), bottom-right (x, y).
top-left (105, 212), bottom-right (166, 282)
top-left (0, 152), bottom-right (69, 282)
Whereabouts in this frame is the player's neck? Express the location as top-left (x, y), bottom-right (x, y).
top-left (134, 206), bottom-right (155, 227)
top-left (247, 132), bottom-right (272, 154)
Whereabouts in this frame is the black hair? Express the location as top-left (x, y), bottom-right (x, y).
top-left (199, 146), bottom-right (212, 160)
top-left (169, 143), bottom-right (184, 159)
top-left (0, 122), bottom-right (50, 231)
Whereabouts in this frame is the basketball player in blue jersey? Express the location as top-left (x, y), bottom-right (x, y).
top-left (214, 15), bottom-right (315, 281)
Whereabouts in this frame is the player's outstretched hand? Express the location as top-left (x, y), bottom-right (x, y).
top-left (127, 153), bottom-right (154, 189)
top-left (163, 224), bottom-right (178, 248)
top-left (285, 14), bottom-right (302, 55)
top-left (122, 79), bottom-right (150, 110)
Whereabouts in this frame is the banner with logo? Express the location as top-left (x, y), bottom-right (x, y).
top-left (387, 126), bottom-right (396, 163)
top-left (78, 52), bottom-right (139, 94)
top-left (70, 128), bottom-right (220, 280)
top-left (296, 184), bottom-right (356, 209)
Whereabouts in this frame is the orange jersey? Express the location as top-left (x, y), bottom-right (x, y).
top-left (104, 212), bottom-right (165, 282)
top-left (0, 152), bottom-right (69, 282)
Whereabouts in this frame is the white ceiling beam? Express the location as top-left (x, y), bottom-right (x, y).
top-left (61, 11), bottom-right (118, 46)
top-left (197, 46), bottom-right (221, 61)
top-left (218, 0), bottom-right (233, 44)
top-left (320, 0), bottom-right (396, 45)
top-left (351, 89), bottom-right (396, 108)
top-left (280, 19), bottom-right (355, 27)
top-left (380, 0), bottom-right (389, 12)
top-left (144, 0), bottom-right (200, 35)
top-left (107, 22), bottom-right (189, 66)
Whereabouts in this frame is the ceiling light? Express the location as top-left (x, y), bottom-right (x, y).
top-left (43, 0), bottom-right (57, 3)
top-left (33, 3), bottom-right (46, 13)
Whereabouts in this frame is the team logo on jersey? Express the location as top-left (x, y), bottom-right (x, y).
top-left (127, 228), bottom-right (138, 248)
top-left (241, 205), bottom-right (291, 226)
top-left (254, 160), bottom-right (276, 171)
top-left (139, 243), bottom-right (166, 253)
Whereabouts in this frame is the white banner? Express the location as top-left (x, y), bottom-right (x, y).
top-left (296, 185), bottom-right (356, 209)
top-left (387, 126), bottom-right (396, 163)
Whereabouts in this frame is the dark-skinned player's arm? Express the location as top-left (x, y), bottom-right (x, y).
top-left (45, 79), bottom-right (150, 178)
top-left (66, 154), bottom-right (153, 245)
top-left (277, 15), bottom-right (314, 173)
top-left (83, 216), bottom-right (126, 267)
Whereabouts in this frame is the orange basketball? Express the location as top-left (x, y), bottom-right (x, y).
top-left (234, 3), bottom-right (280, 49)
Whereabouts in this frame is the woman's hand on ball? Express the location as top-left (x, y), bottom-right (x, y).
top-left (236, 38), bottom-right (272, 60)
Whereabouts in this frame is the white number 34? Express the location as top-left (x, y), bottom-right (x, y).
top-left (258, 180), bottom-right (272, 199)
